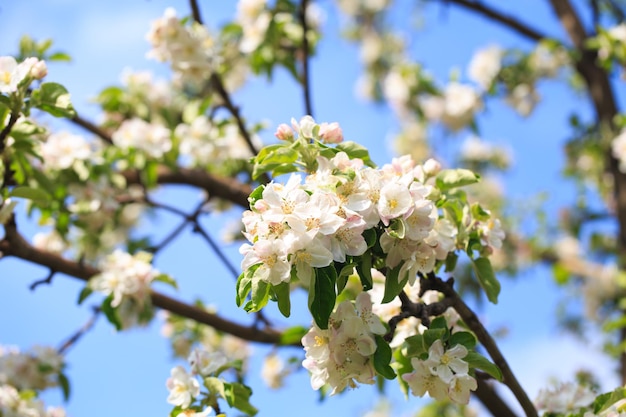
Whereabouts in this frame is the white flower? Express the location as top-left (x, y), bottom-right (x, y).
top-left (166, 366), bottom-right (200, 409)
top-left (40, 131), bottom-right (92, 171)
top-left (0, 56), bottom-right (33, 94)
top-left (478, 218), bottom-right (505, 250)
top-left (448, 374), bottom-right (478, 404)
top-left (467, 45), bottom-right (502, 90)
top-left (261, 353), bottom-right (287, 389)
top-left (612, 129), bottom-right (626, 173)
top-left (176, 407), bottom-right (214, 417)
top-left (535, 382), bottom-right (596, 413)
top-left (506, 83), bottom-right (540, 117)
top-left (240, 239), bottom-right (291, 285)
top-left (424, 340), bottom-right (469, 383)
top-left (187, 348), bottom-right (228, 376)
top-left (402, 359), bottom-right (449, 400)
top-left (112, 118), bottom-right (172, 158)
top-left (90, 250), bottom-right (159, 308)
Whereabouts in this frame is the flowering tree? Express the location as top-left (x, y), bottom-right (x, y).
top-left (3, 1), bottom-right (626, 416)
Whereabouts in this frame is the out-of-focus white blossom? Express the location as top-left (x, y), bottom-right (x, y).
top-left (422, 83), bottom-right (481, 131)
top-left (535, 382), bottom-right (596, 414)
top-left (112, 118), bottom-right (172, 158)
top-left (467, 45), bottom-right (502, 90)
top-left (39, 132), bottom-right (92, 171)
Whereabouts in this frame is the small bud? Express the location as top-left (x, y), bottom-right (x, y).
top-left (274, 123), bottom-right (294, 141)
top-left (30, 59), bottom-right (48, 80)
top-left (423, 158), bottom-right (441, 176)
top-left (319, 122), bottom-right (343, 144)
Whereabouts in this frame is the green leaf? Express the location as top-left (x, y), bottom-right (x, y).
top-left (100, 295), bottom-right (122, 331)
top-left (387, 218), bottom-right (405, 239)
top-left (31, 82), bottom-right (75, 118)
top-left (436, 169), bottom-right (480, 191)
top-left (444, 252), bottom-right (458, 273)
top-left (224, 382), bottom-right (258, 416)
top-left (472, 257), bottom-right (500, 304)
top-left (464, 351), bottom-right (502, 381)
top-left (336, 262), bottom-right (356, 294)
top-left (363, 228), bottom-right (377, 248)
top-left (77, 286), bottom-right (93, 305)
top-left (552, 262), bottom-right (570, 285)
top-left (47, 52), bottom-right (72, 62)
top-left (423, 328), bottom-right (447, 348)
top-left (404, 334), bottom-right (428, 357)
top-left (58, 372), bottom-right (71, 401)
top-left (236, 267), bottom-right (254, 307)
top-left (382, 265), bottom-right (407, 303)
top-left (335, 141), bottom-right (376, 167)
top-left (246, 277), bottom-right (270, 312)
top-left (273, 281), bottom-right (291, 318)
top-left (247, 185), bottom-right (265, 206)
top-left (279, 326), bottom-right (308, 345)
top-left (9, 186), bottom-right (51, 202)
top-left (449, 331), bottom-right (477, 350)
top-left (356, 251), bottom-right (373, 290)
top-left (308, 265), bottom-right (337, 329)
top-left (204, 376), bottom-right (226, 399)
top-left (373, 335), bottom-right (396, 379)
top-left (153, 274), bottom-right (178, 289)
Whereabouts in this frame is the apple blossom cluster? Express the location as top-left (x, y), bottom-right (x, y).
top-left (146, 8), bottom-right (218, 86)
top-left (301, 292), bottom-right (385, 394)
top-left (112, 118), bottom-right (172, 159)
top-left (165, 346), bottom-right (256, 416)
top-left (0, 56), bottom-right (47, 95)
top-left (535, 382), bottom-right (596, 415)
top-left (402, 340), bottom-right (477, 405)
top-left (38, 131), bottom-right (93, 172)
top-left (0, 345), bottom-right (64, 391)
top-left (0, 384), bottom-right (67, 417)
top-left (459, 136), bottom-right (512, 170)
top-left (160, 309), bottom-right (251, 367)
top-left (421, 83), bottom-right (482, 132)
top-left (88, 250), bottom-right (165, 329)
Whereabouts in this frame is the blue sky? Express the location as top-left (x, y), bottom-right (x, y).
top-left (0, 1), bottom-right (621, 416)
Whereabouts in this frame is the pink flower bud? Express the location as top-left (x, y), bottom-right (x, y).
top-left (274, 123), bottom-right (294, 141)
top-left (423, 158), bottom-right (441, 176)
top-left (319, 122), bottom-right (343, 144)
top-left (30, 59), bottom-right (48, 80)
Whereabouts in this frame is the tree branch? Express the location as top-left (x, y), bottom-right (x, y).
top-left (0, 224), bottom-right (287, 346)
top-left (431, 0), bottom-right (550, 42)
top-left (298, 0), bottom-right (314, 116)
top-left (122, 166), bottom-right (252, 209)
top-left (70, 113), bottom-right (113, 145)
top-left (423, 275), bottom-right (538, 417)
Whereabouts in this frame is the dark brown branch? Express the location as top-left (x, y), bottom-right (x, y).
top-left (0, 224), bottom-right (286, 346)
top-left (547, 0), bottom-right (626, 384)
top-left (0, 112), bottom-right (20, 154)
top-left (70, 113), bottom-right (113, 145)
top-left (122, 166), bottom-right (252, 209)
top-left (188, 0), bottom-right (203, 25)
top-left (423, 275), bottom-right (538, 417)
top-left (474, 379), bottom-right (519, 417)
top-left (298, 0), bottom-right (314, 116)
top-left (433, 0), bottom-right (549, 42)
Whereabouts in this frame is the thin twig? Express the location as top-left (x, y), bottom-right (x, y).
top-left (30, 269), bottom-right (55, 291)
top-left (57, 306), bottom-right (101, 355)
top-left (70, 113), bottom-right (113, 144)
top-left (433, 0), bottom-right (550, 42)
top-left (298, 0), bottom-right (314, 116)
top-left (192, 221), bottom-right (240, 279)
